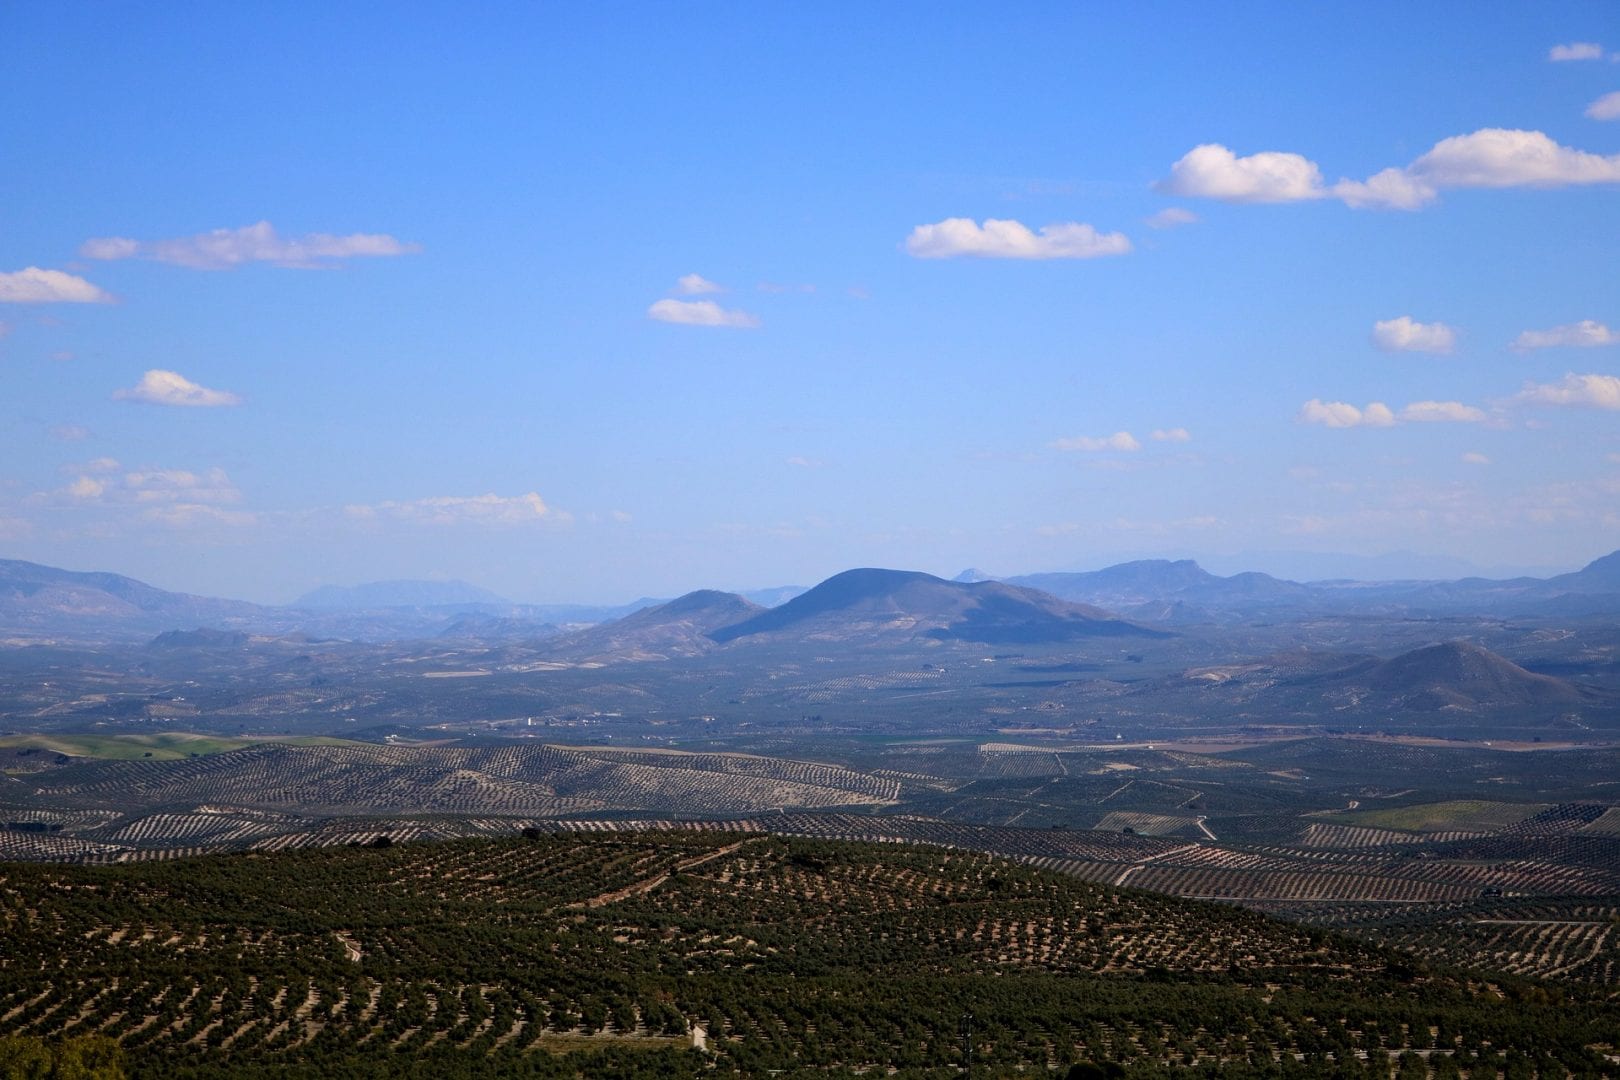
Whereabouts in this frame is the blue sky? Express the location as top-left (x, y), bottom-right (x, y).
top-left (3, 3), bottom-right (1619, 603)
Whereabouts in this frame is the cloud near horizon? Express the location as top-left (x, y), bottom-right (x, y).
top-left (1159, 129), bottom-right (1620, 210)
top-left (1372, 316), bottom-right (1456, 354)
top-left (1150, 427), bottom-right (1192, 443)
top-left (1512, 320), bottom-right (1618, 351)
top-left (1051, 431), bottom-right (1142, 451)
top-left (80, 221), bottom-right (420, 270)
top-left (113, 370), bottom-right (243, 408)
top-left (905, 217), bottom-right (1131, 259)
top-left (345, 492), bottom-right (563, 526)
top-left (49, 463), bottom-right (254, 528)
top-left (647, 298), bottom-right (760, 328)
top-left (0, 267), bottom-right (114, 303)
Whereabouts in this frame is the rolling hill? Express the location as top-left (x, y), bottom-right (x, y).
top-left (545, 590), bottom-right (765, 661)
top-left (709, 568), bottom-right (1165, 645)
top-left (0, 559), bottom-right (269, 642)
top-left (3, 831), bottom-right (1617, 1077)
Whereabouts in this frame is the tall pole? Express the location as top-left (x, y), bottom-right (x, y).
top-left (959, 1010), bottom-right (974, 1071)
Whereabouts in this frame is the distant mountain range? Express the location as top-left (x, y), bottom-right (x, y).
top-left (3, 550), bottom-right (1619, 646)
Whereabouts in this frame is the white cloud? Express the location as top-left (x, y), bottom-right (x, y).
top-left (675, 273), bottom-right (723, 295)
top-left (1511, 320), bottom-right (1618, 351)
top-left (51, 464), bottom-right (247, 525)
top-left (1372, 316), bottom-right (1456, 354)
top-left (1155, 144), bottom-right (1328, 203)
top-left (1549, 42), bottom-right (1604, 61)
top-left (1515, 373), bottom-right (1620, 409)
top-left (34, 462), bottom-right (255, 530)
top-left (80, 221), bottom-right (420, 270)
top-left (1052, 431), bottom-right (1142, 452)
top-left (113, 370), bottom-right (243, 408)
top-left (347, 492), bottom-right (559, 525)
top-left (1409, 129), bottom-right (1620, 189)
top-left (1400, 400), bottom-right (1486, 423)
top-left (647, 298), bottom-right (760, 328)
top-left (786, 456), bottom-right (825, 468)
top-left (1461, 452), bottom-right (1491, 465)
top-left (1298, 399), bottom-right (1397, 428)
top-left (1333, 167), bottom-right (1438, 210)
top-left (1588, 92), bottom-right (1620, 121)
top-left (1145, 207), bottom-right (1198, 229)
top-left (49, 424), bottom-right (90, 442)
top-left (1162, 129), bottom-right (1620, 212)
top-left (0, 267), bottom-right (114, 303)
top-left (1150, 427), bottom-right (1191, 443)
top-left (904, 217), bottom-right (1131, 259)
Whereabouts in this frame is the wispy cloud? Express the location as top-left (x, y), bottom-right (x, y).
top-left (45, 463), bottom-right (255, 527)
top-left (1150, 427), bottom-right (1192, 443)
top-left (1461, 451), bottom-right (1491, 465)
top-left (1549, 42), bottom-right (1604, 61)
top-left (49, 424), bottom-right (90, 442)
top-left (1372, 316), bottom-right (1456, 354)
top-left (1052, 431), bottom-right (1142, 451)
top-left (1511, 320), bottom-right (1618, 351)
top-left (647, 298), bottom-right (760, 328)
top-left (1399, 400), bottom-right (1486, 423)
top-left (1587, 92), bottom-right (1620, 121)
top-left (81, 221), bottom-right (420, 270)
top-left (1145, 207), bottom-right (1198, 229)
top-left (1298, 399), bottom-right (1396, 428)
top-left (905, 217), bottom-right (1130, 259)
top-left (0, 267), bottom-right (114, 304)
top-left (345, 492), bottom-right (563, 525)
top-left (1515, 373), bottom-right (1620, 410)
top-left (113, 370), bottom-right (242, 408)
top-left (675, 273), bottom-right (723, 295)
top-left (1160, 129), bottom-right (1620, 211)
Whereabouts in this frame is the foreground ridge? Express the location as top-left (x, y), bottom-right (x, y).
top-left (1, 832), bottom-right (1616, 1077)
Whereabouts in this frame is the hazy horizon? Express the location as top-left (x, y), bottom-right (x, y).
top-left (5, 5), bottom-right (1617, 604)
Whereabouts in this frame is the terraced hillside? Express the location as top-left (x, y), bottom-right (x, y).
top-left (0, 742), bottom-right (896, 849)
top-left (2, 833), bottom-right (1617, 1078)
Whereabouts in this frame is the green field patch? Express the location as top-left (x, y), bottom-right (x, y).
top-left (1323, 799), bottom-right (1547, 833)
